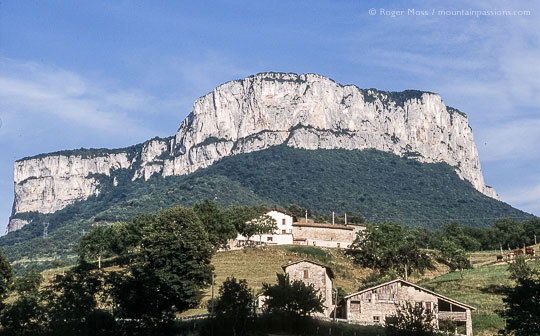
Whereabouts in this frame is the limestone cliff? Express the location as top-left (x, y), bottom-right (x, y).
top-left (7, 72), bottom-right (497, 233)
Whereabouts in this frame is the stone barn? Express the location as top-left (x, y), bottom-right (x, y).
top-left (292, 221), bottom-right (364, 248)
top-left (343, 279), bottom-right (475, 336)
top-left (282, 260), bottom-right (334, 317)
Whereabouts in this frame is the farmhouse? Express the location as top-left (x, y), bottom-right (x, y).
top-left (292, 220), bottom-right (363, 248)
top-left (343, 279), bottom-right (475, 336)
top-left (234, 210), bottom-right (294, 247)
top-left (233, 210), bottom-right (364, 249)
top-left (282, 259), bottom-right (335, 317)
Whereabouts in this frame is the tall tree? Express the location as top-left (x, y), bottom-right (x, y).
top-left (500, 276), bottom-right (540, 336)
top-left (262, 273), bottom-right (324, 318)
top-left (440, 222), bottom-right (480, 251)
top-left (0, 248), bottom-right (13, 307)
top-left (395, 234), bottom-right (434, 281)
top-left (225, 205), bottom-right (268, 237)
top-left (42, 263), bottom-right (113, 336)
top-left (111, 206), bottom-right (214, 327)
top-left (0, 271), bottom-right (44, 335)
top-left (194, 200), bottom-right (237, 249)
top-left (494, 218), bottom-right (525, 250)
top-left (251, 214), bottom-right (278, 244)
top-left (440, 239), bottom-right (471, 279)
top-left (77, 226), bottom-right (111, 269)
top-left (212, 277), bottom-right (255, 336)
top-left (349, 223), bottom-right (434, 279)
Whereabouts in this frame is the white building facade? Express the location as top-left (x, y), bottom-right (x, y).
top-left (234, 210), bottom-right (294, 247)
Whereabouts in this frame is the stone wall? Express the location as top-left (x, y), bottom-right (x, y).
top-left (284, 261), bottom-right (333, 316)
top-left (344, 281), bottom-right (473, 336)
top-left (292, 223), bottom-right (362, 248)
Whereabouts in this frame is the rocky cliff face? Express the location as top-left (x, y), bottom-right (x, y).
top-left (7, 72), bottom-right (497, 233)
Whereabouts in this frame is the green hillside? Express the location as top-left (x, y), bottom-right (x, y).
top-left (1, 146), bottom-right (532, 268)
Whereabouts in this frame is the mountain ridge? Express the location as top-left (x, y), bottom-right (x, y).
top-left (9, 72), bottom-right (498, 232)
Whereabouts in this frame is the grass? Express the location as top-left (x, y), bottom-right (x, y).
top-left (32, 245), bottom-right (540, 335)
top-left (181, 246), bottom-right (450, 317)
top-left (180, 246), bottom-right (372, 316)
top-left (420, 248), bottom-right (540, 336)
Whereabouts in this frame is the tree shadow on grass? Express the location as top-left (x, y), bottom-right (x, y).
top-left (480, 284), bottom-right (511, 295)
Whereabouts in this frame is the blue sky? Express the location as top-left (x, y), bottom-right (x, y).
top-left (0, 0), bottom-right (538, 233)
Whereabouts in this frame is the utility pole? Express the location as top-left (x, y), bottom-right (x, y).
top-left (332, 211), bottom-right (335, 225)
top-left (305, 210), bottom-right (308, 222)
top-left (333, 288), bottom-right (337, 321)
top-left (344, 213), bottom-right (347, 225)
top-left (211, 273), bottom-right (215, 315)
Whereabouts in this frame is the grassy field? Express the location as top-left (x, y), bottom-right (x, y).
top-left (180, 245), bottom-right (372, 316)
top-left (421, 248), bottom-right (540, 336)
top-left (33, 245), bottom-right (540, 335)
top-left (181, 245), bottom-right (450, 317)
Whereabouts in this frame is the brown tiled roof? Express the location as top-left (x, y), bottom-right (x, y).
top-left (293, 222), bottom-right (353, 230)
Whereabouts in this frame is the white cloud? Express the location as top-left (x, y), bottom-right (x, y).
top-left (0, 58), bottom-right (160, 137)
top-left (500, 182), bottom-right (540, 217)
top-left (475, 118), bottom-right (540, 162)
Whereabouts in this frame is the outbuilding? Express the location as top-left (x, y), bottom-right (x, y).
top-left (343, 279), bottom-right (475, 336)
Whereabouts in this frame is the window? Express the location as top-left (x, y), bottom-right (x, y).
top-left (350, 301), bottom-right (361, 312)
top-left (373, 316), bottom-right (380, 323)
top-left (267, 236), bottom-right (273, 242)
top-left (303, 270), bottom-right (309, 279)
top-left (337, 243), bottom-right (341, 248)
top-left (282, 218), bottom-right (286, 225)
top-left (282, 230), bottom-right (286, 234)
top-left (425, 302), bottom-right (432, 311)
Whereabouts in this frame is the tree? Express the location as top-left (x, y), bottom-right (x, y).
top-left (13, 271), bottom-right (42, 294)
top-left (77, 226), bottom-right (111, 268)
top-left (395, 235), bottom-right (434, 281)
top-left (386, 302), bottom-right (436, 336)
top-left (0, 248), bottom-right (13, 307)
top-left (194, 200), bottom-right (237, 249)
top-left (440, 239), bottom-right (471, 279)
top-left (225, 205), bottom-right (270, 244)
top-left (499, 277), bottom-right (540, 335)
top-left (211, 277), bottom-right (254, 336)
top-left (494, 218), bottom-right (525, 250)
top-left (42, 263), bottom-right (114, 336)
top-left (349, 223), bottom-right (434, 280)
top-left (110, 206), bottom-right (214, 327)
top-left (251, 214), bottom-right (278, 244)
top-left (284, 204), bottom-right (311, 220)
top-left (508, 256), bottom-right (534, 281)
top-left (0, 271), bottom-right (44, 335)
top-left (262, 273), bottom-right (324, 318)
top-left (440, 222), bottom-right (480, 251)
top-left (523, 217), bottom-right (540, 245)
